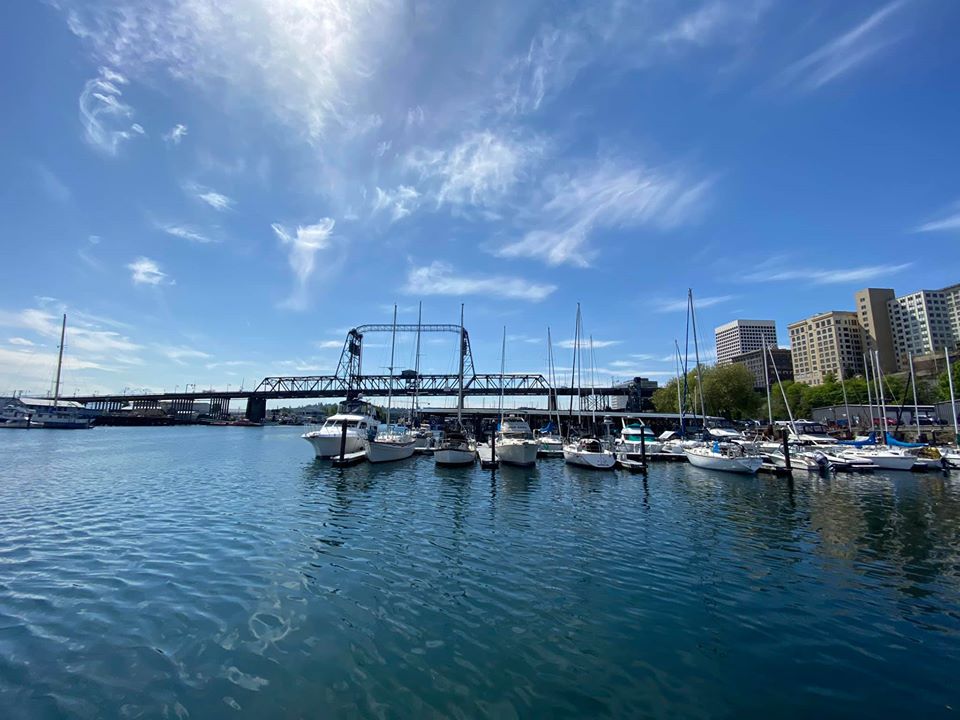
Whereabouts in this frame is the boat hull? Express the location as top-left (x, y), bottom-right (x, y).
top-left (434, 448), bottom-right (476, 466)
top-left (497, 440), bottom-right (538, 467)
top-left (365, 438), bottom-right (416, 463)
top-left (303, 432), bottom-right (366, 459)
top-left (536, 437), bottom-right (564, 457)
top-left (841, 451), bottom-right (916, 471)
top-left (684, 449), bottom-right (763, 474)
top-left (563, 447), bottom-right (616, 469)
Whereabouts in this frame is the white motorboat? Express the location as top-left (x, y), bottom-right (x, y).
top-left (435, 425), bottom-right (477, 466)
top-left (303, 407), bottom-right (379, 458)
top-left (763, 448), bottom-right (830, 472)
top-left (684, 442), bottom-right (763, 474)
top-left (563, 437), bottom-right (616, 469)
top-left (615, 422), bottom-right (662, 459)
top-left (938, 447), bottom-right (959, 469)
top-left (496, 416), bottom-right (538, 467)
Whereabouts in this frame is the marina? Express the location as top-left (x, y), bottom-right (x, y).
top-left (2, 424), bottom-right (959, 717)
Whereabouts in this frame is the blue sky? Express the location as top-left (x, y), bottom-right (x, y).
top-left (2, 0), bottom-right (960, 402)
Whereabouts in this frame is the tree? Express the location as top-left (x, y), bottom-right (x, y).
top-left (701, 364), bottom-right (761, 420)
top-left (938, 360), bottom-right (960, 402)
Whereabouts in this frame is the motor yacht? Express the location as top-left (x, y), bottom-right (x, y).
top-left (496, 415), bottom-right (538, 467)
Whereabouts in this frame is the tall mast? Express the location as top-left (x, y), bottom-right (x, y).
top-left (589, 335), bottom-right (597, 427)
top-left (413, 301), bottom-right (422, 420)
top-left (863, 353), bottom-right (873, 432)
top-left (53, 313), bottom-right (66, 407)
top-left (874, 350), bottom-right (887, 443)
top-left (762, 341), bottom-right (773, 426)
top-left (568, 304), bottom-right (580, 421)
top-left (456, 304), bottom-right (465, 424)
top-left (498, 326), bottom-right (506, 425)
top-left (674, 340), bottom-right (684, 434)
top-left (909, 352), bottom-right (920, 436)
top-left (769, 344), bottom-right (797, 437)
top-left (386, 305), bottom-right (398, 427)
top-left (839, 364), bottom-right (851, 432)
top-left (946, 346), bottom-right (958, 443)
top-left (689, 290), bottom-right (706, 424)
top-left (547, 327), bottom-right (559, 428)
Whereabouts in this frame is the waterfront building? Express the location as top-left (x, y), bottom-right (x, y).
top-left (888, 287), bottom-right (959, 370)
top-left (788, 311), bottom-right (864, 386)
top-left (854, 288), bottom-right (897, 373)
top-left (714, 320), bottom-right (778, 366)
top-left (608, 377), bottom-right (659, 412)
top-left (730, 348), bottom-right (793, 391)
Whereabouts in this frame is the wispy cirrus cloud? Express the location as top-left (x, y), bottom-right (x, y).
top-left (775, 0), bottom-right (908, 92)
top-left (128, 257), bottom-right (171, 286)
top-left (555, 338), bottom-right (621, 349)
top-left (746, 263), bottom-right (912, 284)
top-left (497, 161), bottom-right (712, 267)
top-left (160, 224), bottom-right (217, 244)
top-left (658, 0), bottom-right (768, 49)
top-left (158, 345), bottom-right (211, 365)
top-left (914, 201), bottom-right (960, 233)
top-left (403, 262), bottom-right (556, 302)
top-left (78, 67), bottom-right (143, 155)
top-left (655, 294), bottom-right (734, 313)
top-left (163, 123), bottom-right (188, 145)
top-left (272, 219), bottom-right (337, 310)
top-left (185, 183), bottom-right (235, 211)
top-left (0, 307), bottom-right (141, 354)
top-left (315, 340), bottom-right (344, 349)
top-left (372, 185), bottom-right (420, 222)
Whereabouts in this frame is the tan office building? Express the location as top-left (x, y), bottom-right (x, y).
top-left (854, 288), bottom-right (896, 373)
top-left (788, 311), bottom-right (865, 386)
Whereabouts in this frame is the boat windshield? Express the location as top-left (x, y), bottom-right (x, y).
top-left (324, 419), bottom-right (360, 429)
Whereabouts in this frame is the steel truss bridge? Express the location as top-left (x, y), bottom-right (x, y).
top-left (70, 321), bottom-right (629, 421)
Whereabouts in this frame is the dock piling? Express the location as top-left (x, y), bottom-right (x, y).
top-left (781, 428), bottom-right (792, 474)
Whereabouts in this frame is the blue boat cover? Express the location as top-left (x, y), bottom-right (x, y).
top-left (539, 421), bottom-right (557, 434)
top-left (885, 432), bottom-right (926, 448)
top-left (838, 432), bottom-right (877, 447)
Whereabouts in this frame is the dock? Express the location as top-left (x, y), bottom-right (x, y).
top-left (331, 450), bottom-right (367, 467)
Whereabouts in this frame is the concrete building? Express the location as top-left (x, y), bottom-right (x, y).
top-left (788, 311), bottom-right (865, 386)
top-left (608, 377), bottom-right (659, 412)
top-left (730, 348), bottom-right (793, 391)
top-left (855, 288), bottom-right (896, 373)
top-left (888, 288), bottom-right (958, 370)
top-left (714, 320), bottom-right (778, 366)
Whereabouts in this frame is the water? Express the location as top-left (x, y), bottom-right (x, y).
top-left (1, 426), bottom-right (958, 719)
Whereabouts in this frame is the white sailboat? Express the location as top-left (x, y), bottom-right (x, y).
top-left (536, 327), bottom-right (565, 457)
top-left (366, 305), bottom-right (416, 464)
top-left (24, 315), bottom-right (94, 429)
top-left (435, 304), bottom-right (476, 466)
top-left (938, 346), bottom-right (959, 468)
top-left (563, 307), bottom-right (615, 470)
top-left (684, 442), bottom-right (763, 474)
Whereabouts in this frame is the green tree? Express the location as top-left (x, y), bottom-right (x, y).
top-left (938, 360), bottom-right (960, 402)
top-left (701, 364), bottom-right (761, 419)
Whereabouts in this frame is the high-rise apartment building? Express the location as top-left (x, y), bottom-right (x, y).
top-left (714, 320), bottom-right (778, 366)
top-left (730, 348), bottom-right (793, 391)
top-left (854, 288), bottom-right (896, 373)
top-left (788, 311), bottom-right (864, 386)
top-left (888, 288), bottom-right (958, 370)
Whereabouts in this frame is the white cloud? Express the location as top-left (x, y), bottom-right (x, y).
top-left (776, 1), bottom-right (908, 92)
top-left (914, 202), bottom-right (960, 233)
top-left (272, 219), bottom-right (337, 309)
top-left (128, 257), bottom-right (170, 285)
top-left (159, 345), bottom-right (212, 365)
top-left (0, 307), bottom-right (141, 354)
top-left (163, 123), bottom-right (188, 144)
top-left (497, 161), bottom-right (712, 267)
top-left (8, 337), bottom-right (35, 347)
top-left (78, 66), bottom-right (142, 155)
top-left (745, 263), bottom-right (912, 284)
top-left (655, 295), bottom-right (734, 312)
top-left (161, 224), bottom-right (216, 244)
top-left (186, 183), bottom-right (235, 211)
top-left (373, 185), bottom-right (420, 221)
top-left (556, 338), bottom-right (621, 349)
top-left (406, 131), bottom-right (544, 210)
top-left (403, 261), bottom-right (556, 302)
top-left (658, 1), bottom-right (767, 48)
top-left (315, 340), bottom-right (344, 349)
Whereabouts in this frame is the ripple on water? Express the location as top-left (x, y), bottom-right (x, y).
top-left (1, 427), bottom-right (959, 718)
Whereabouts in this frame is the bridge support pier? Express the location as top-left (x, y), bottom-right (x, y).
top-left (209, 397), bottom-right (230, 419)
top-left (246, 396), bottom-right (267, 423)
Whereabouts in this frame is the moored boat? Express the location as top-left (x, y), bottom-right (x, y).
top-left (496, 416), bottom-right (538, 467)
top-left (303, 404), bottom-right (379, 458)
top-left (563, 437), bottom-right (616, 469)
top-left (684, 442), bottom-right (763, 474)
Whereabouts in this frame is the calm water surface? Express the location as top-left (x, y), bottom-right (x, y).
top-left (1, 426), bottom-right (958, 718)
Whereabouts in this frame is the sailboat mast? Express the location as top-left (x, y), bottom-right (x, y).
top-left (53, 313), bottom-right (66, 407)
top-left (456, 304), bottom-right (465, 424)
top-left (762, 341), bottom-right (773, 426)
top-left (839, 365), bottom-right (851, 432)
top-left (413, 301), bottom-right (422, 420)
top-left (874, 350), bottom-right (887, 443)
top-left (569, 304), bottom-right (580, 421)
top-left (769, 344), bottom-right (797, 437)
top-left (498, 326), bottom-right (506, 425)
top-left (863, 353), bottom-right (873, 432)
top-left (386, 305), bottom-right (398, 427)
top-left (674, 340), bottom-right (684, 434)
top-left (909, 352), bottom-right (920, 436)
top-left (689, 290), bottom-right (706, 424)
top-left (946, 346), bottom-right (958, 442)
top-left (589, 335), bottom-right (597, 427)
top-left (547, 327), bottom-right (559, 427)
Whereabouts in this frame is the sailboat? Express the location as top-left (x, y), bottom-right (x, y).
top-left (21, 314), bottom-right (94, 429)
top-left (408, 302), bottom-right (436, 453)
top-left (563, 305), bottom-right (615, 470)
top-left (937, 346), bottom-right (960, 469)
top-left (536, 327), bottom-right (565, 457)
top-left (434, 304), bottom-right (477, 466)
top-left (490, 329), bottom-right (538, 467)
top-left (365, 305), bottom-right (416, 463)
